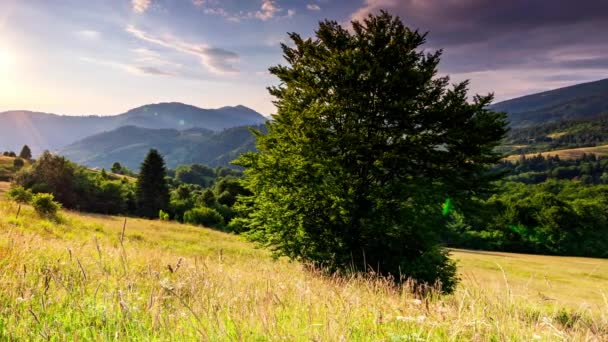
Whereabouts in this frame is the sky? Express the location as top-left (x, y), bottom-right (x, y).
top-left (0, 0), bottom-right (607, 116)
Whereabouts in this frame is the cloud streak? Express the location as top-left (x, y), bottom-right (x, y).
top-left (132, 0), bottom-right (151, 14)
top-left (125, 25), bottom-right (239, 74)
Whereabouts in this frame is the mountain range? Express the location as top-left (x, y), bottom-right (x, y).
top-left (0, 102), bottom-right (266, 153)
top-left (492, 78), bottom-right (608, 127)
top-left (3, 78), bottom-right (608, 171)
top-left (60, 125), bottom-right (263, 171)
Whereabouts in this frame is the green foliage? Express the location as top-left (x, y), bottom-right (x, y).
top-left (175, 164), bottom-right (216, 187)
top-left (497, 154), bottom-right (608, 184)
top-left (18, 145), bottom-right (32, 160)
top-left (111, 162), bottom-right (122, 174)
top-left (235, 12), bottom-right (507, 292)
top-left (217, 191), bottom-right (235, 207)
top-left (159, 210), bottom-right (170, 221)
top-left (13, 151), bottom-right (135, 215)
top-left (31, 193), bottom-right (61, 217)
top-left (136, 149), bottom-right (170, 218)
top-left (183, 207), bottom-right (224, 228)
top-left (7, 186), bottom-right (33, 203)
top-left (200, 189), bottom-right (216, 207)
top-left (445, 180), bottom-right (608, 257)
top-left (12, 158), bottom-right (24, 169)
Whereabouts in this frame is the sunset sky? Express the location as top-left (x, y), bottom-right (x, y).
top-left (1, 0), bottom-right (607, 116)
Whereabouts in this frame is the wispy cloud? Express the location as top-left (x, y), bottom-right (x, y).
top-left (80, 56), bottom-right (178, 77)
top-left (125, 25), bottom-right (239, 74)
top-left (255, 0), bottom-right (280, 21)
top-left (306, 4), bottom-right (321, 11)
top-left (76, 30), bottom-right (100, 39)
top-left (132, 48), bottom-right (182, 68)
top-left (132, 0), bottom-right (151, 14)
top-left (203, 7), bottom-right (242, 23)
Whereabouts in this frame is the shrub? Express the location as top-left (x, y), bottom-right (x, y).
top-left (31, 193), bottom-right (61, 217)
top-left (8, 186), bottom-right (33, 203)
top-left (13, 158), bottom-right (25, 169)
top-left (217, 191), bottom-right (236, 207)
top-left (159, 209), bottom-right (170, 221)
top-left (183, 207), bottom-right (224, 228)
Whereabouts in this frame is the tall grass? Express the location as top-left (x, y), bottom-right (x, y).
top-left (0, 199), bottom-right (606, 340)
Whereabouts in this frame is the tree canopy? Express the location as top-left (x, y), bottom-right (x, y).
top-left (235, 12), bottom-right (508, 292)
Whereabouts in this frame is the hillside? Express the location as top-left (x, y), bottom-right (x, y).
top-left (504, 144), bottom-right (608, 161)
top-left (60, 125), bottom-right (263, 170)
top-left (0, 103), bottom-right (266, 153)
top-left (0, 156), bottom-right (31, 181)
top-left (493, 78), bottom-right (608, 127)
top-left (0, 197), bottom-right (606, 340)
top-left (500, 113), bottom-right (608, 155)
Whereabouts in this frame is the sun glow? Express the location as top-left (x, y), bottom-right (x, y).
top-left (0, 47), bottom-right (15, 71)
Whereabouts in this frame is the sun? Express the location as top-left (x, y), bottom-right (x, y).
top-left (0, 47), bottom-right (15, 71)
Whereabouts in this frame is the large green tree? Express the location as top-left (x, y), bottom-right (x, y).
top-left (136, 149), bottom-right (170, 218)
top-left (235, 12), bottom-right (508, 292)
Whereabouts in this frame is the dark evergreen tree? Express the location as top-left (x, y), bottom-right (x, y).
top-left (19, 145), bottom-right (32, 160)
top-left (136, 149), bottom-right (170, 218)
top-left (111, 162), bottom-right (123, 174)
top-left (235, 12), bottom-right (508, 293)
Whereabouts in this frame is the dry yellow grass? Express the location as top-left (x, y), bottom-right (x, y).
top-left (0, 182), bottom-right (10, 196)
top-left (504, 144), bottom-right (608, 161)
top-left (0, 199), bottom-right (606, 340)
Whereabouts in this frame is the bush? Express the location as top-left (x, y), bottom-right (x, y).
top-left (159, 209), bottom-right (170, 221)
top-left (31, 193), bottom-right (61, 217)
top-left (217, 191), bottom-right (236, 207)
top-left (13, 158), bottom-right (25, 168)
top-left (8, 186), bottom-right (33, 203)
top-left (183, 207), bottom-right (224, 228)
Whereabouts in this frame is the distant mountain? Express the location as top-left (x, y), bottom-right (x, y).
top-left (60, 125), bottom-right (264, 171)
top-left (492, 78), bottom-right (608, 127)
top-left (0, 102), bottom-right (266, 153)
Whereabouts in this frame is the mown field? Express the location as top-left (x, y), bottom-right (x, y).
top-left (0, 186), bottom-right (607, 340)
top-left (505, 144), bottom-right (608, 161)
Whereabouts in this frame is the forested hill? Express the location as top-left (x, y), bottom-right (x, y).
top-left (60, 124), bottom-right (263, 170)
top-left (492, 78), bottom-right (608, 128)
top-left (0, 102), bottom-right (266, 153)
top-left (501, 113), bottom-right (608, 155)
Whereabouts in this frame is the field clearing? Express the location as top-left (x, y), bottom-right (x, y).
top-left (0, 200), bottom-right (606, 340)
top-left (453, 249), bottom-right (608, 310)
top-left (504, 144), bottom-right (608, 161)
top-left (0, 182), bottom-right (9, 196)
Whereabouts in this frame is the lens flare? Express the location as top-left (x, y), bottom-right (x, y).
top-left (442, 198), bottom-right (452, 216)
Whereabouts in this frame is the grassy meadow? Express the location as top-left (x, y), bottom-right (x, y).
top-left (0, 184), bottom-right (606, 341)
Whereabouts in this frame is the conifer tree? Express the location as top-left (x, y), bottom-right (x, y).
top-left (136, 149), bottom-right (169, 218)
top-left (19, 145), bottom-right (32, 160)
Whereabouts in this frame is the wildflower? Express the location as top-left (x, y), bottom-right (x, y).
top-left (409, 299), bottom-right (422, 305)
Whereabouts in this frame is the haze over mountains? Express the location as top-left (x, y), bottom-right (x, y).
top-left (2, 78), bottom-right (608, 170)
top-left (0, 102), bottom-right (266, 153)
top-left (61, 125), bottom-right (263, 170)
